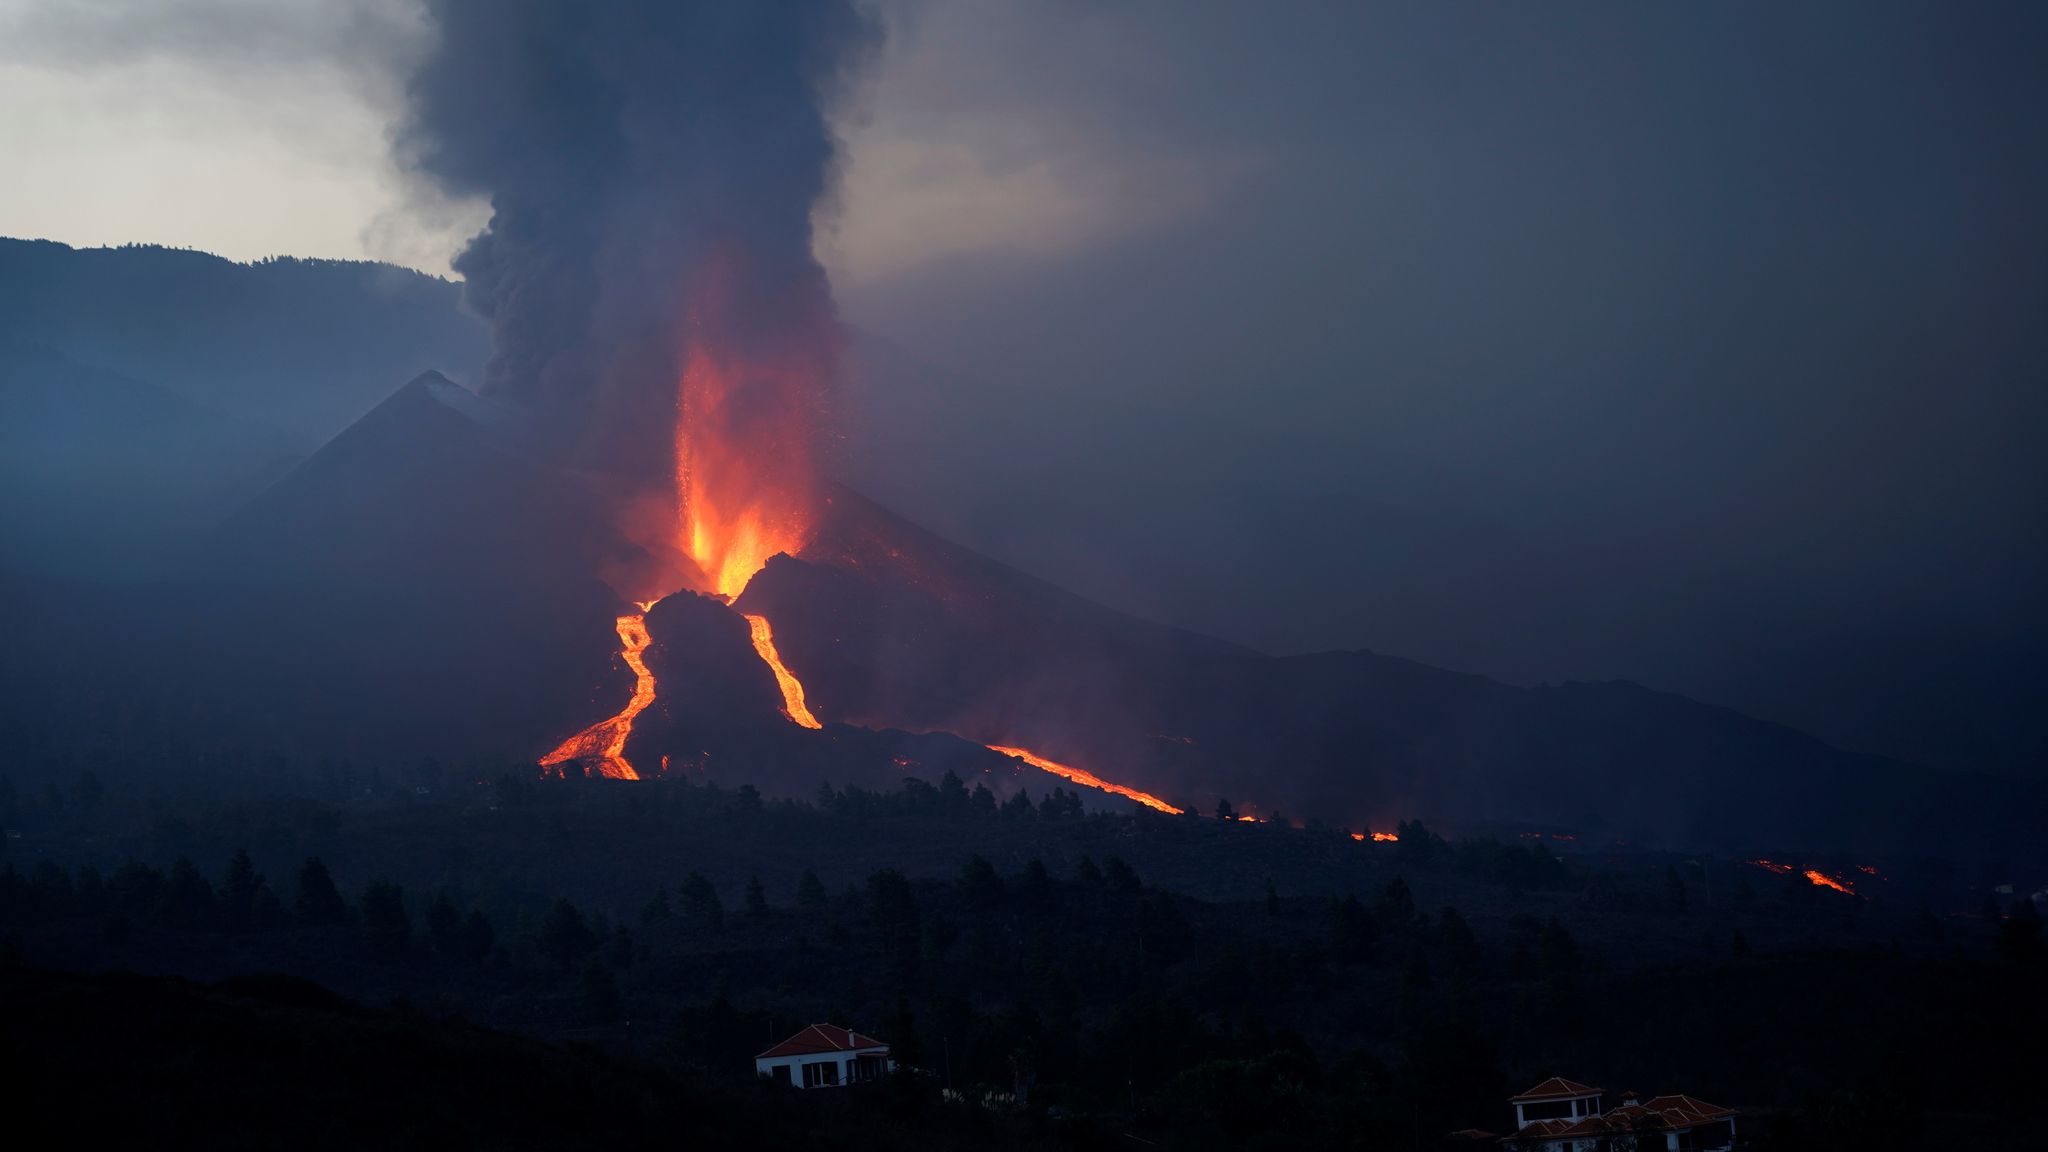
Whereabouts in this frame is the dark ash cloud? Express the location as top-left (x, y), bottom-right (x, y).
top-left (399, 0), bottom-right (876, 475)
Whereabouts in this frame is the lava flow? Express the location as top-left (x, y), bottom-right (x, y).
top-left (1748, 859), bottom-right (1858, 894)
top-left (1803, 868), bottom-right (1856, 895)
top-left (545, 254), bottom-right (1189, 814)
top-left (541, 606), bottom-right (660, 780)
top-left (744, 613), bottom-right (822, 729)
top-left (986, 745), bottom-right (1184, 815)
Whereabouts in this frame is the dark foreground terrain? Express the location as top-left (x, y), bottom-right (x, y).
top-left (4, 764), bottom-right (2043, 1149)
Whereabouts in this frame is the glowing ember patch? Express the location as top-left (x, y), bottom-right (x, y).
top-left (1371, 831), bottom-right (1399, 842)
top-left (1804, 869), bottom-right (1855, 894)
top-left (541, 610), bottom-right (659, 780)
top-left (1751, 859), bottom-right (1857, 894)
top-left (745, 613), bottom-right (822, 729)
top-left (986, 745), bottom-right (1185, 815)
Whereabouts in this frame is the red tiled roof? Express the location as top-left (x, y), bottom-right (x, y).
top-left (1504, 1096), bottom-right (1737, 1143)
top-left (755, 1024), bottom-right (889, 1060)
top-left (1446, 1129), bottom-right (1498, 1141)
top-left (1638, 1094), bottom-right (1737, 1124)
top-left (1511, 1077), bottom-right (1602, 1102)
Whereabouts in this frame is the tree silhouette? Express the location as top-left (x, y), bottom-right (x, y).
top-left (221, 850), bottom-right (262, 934)
top-left (680, 872), bottom-right (724, 931)
top-left (295, 857), bottom-right (349, 926)
top-left (359, 881), bottom-right (411, 959)
top-left (539, 898), bottom-right (594, 971)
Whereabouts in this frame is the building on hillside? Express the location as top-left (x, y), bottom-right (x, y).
top-left (754, 1024), bottom-right (893, 1088)
top-left (1499, 1077), bottom-right (1737, 1152)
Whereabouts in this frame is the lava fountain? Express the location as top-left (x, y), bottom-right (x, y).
top-left (546, 252), bottom-right (1183, 814)
top-left (670, 253), bottom-right (826, 599)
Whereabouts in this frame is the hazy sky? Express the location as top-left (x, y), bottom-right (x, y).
top-left (0, 0), bottom-right (1218, 288)
top-left (5, 0), bottom-right (2045, 775)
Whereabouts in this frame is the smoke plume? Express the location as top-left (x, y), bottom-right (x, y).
top-left (398, 0), bottom-right (875, 554)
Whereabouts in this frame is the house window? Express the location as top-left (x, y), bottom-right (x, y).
top-left (803, 1060), bottom-right (840, 1088)
top-left (854, 1054), bottom-right (889, 1082)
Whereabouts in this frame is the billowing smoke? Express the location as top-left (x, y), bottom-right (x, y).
top-left (399, 0), bottom-right (875, 593)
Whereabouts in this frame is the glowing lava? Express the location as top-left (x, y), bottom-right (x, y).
top-left (541, 607), bottom-right (660, 780)
top-left (1803, 868), bottom-right (1855, 895)
top-left (987, 745), bottom-right (1184, 815)
top-left (745, 613), bottom-right (822, 729)
top-left (1749, 859), bottom-right (1859, 894)
top-left (671, 257), bottom-right (823, 599)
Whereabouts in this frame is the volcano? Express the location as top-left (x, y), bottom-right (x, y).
top-left (5, 362), bottom-right (2040, 859)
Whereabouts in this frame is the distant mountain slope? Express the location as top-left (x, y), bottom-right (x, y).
top-left (0, 238), bottom-right (487, 442)
top-left (741, 496), bottom-right (2046, 860)
top-left (210, 371), bottom-right (642, 600)
top-left (0, 374), bottom-right (641, 765)
top-left (0, 340), bottom-right (299, 577)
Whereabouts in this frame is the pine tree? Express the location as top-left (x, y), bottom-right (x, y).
top-left (797, 870), bottom-right (827, 912)
top-left (959, 856), bottom-right (1005, 908)
top-left (539, 898), bottom-right (594, 970)
top-left (427, 892), bottom-right (462, 955)
top-left (160, 857), bottom-right (217, 931)
top-left (1438, 905), bottom-right (1477, 969)
top-left (1102, 855), bottom-right (1140, 892)
top-left (456, 908), bottom-right (495, 964)
top-left (295, 857), bottom-right (349, 926)
top-left (1379, 875), bottom-right (1415, 923)
top-left (359, 881), bottom-right (411, 959)
top-left (222, 850), bottom-right (262, 934)
top-left (680, 872), bottom-right (724, 931)
top-left (1330, 894), bottom-right (1378, 963)
top-left (745, 875), bottom-right (768, 919)
top-left (581, 960), bottom-right (622, 1024)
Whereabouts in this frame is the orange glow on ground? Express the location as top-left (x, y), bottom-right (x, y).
top-left (541, 610), bottom-right (659, 780)
top-left (1372, 831), bottom-right (1399, 842)
top-left (744, 613), bottom-right (822, 729)
top-left (986, 745), bottom-right (1184, 815)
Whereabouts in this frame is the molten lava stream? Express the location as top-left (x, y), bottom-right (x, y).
top-left (986, 745), bottom-right (1184, 815)
top-left (744, 613), bottom-right (821, 729)
top-left (541, 608), bottom-right (659, 780)
top-left (735, 603), bottom-right (1180, 815)
top-left (1803, 869), bottom-right (1855, 895)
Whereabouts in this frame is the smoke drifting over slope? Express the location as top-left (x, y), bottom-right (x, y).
top-left (398, 0), bottom-right (875, 571)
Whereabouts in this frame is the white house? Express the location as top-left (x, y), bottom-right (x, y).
top-left (755, 1024), bottom-right (893, 1089)
top-left (1503, 1077), bottom-right (1737, 1152)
